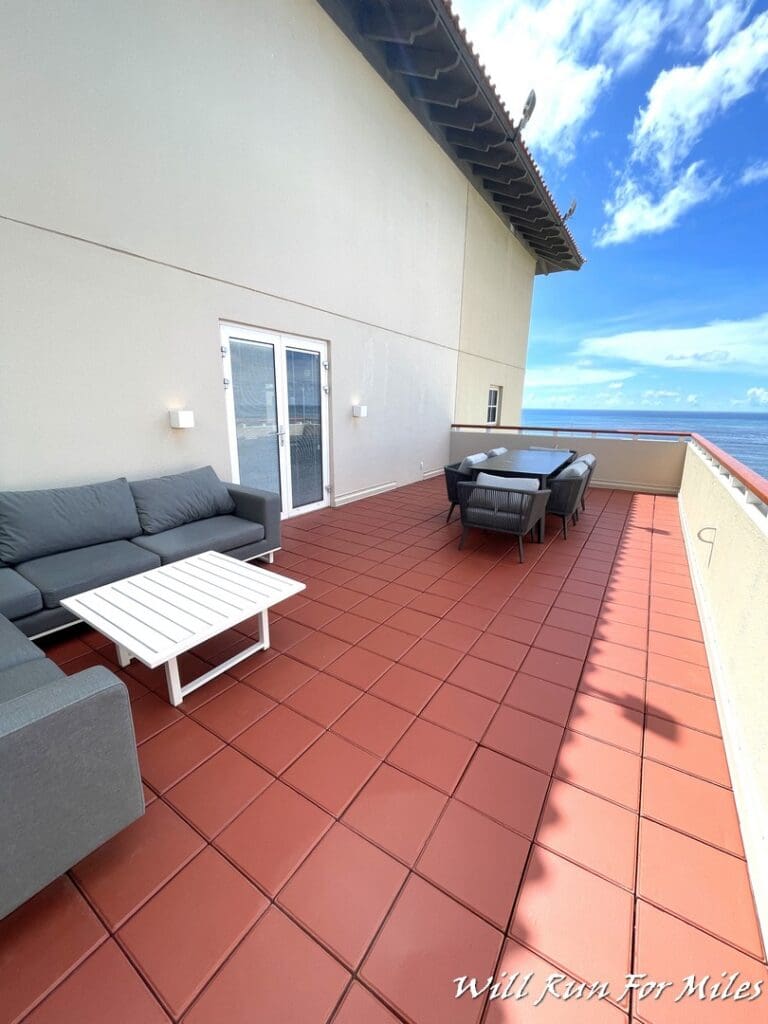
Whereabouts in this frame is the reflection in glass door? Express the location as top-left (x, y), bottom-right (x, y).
top-left (221, 325), bottom-right (329, 516)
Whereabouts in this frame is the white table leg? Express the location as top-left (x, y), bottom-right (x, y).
top-left (165, 658), bottom-right (184, 707)
top-left (259, 608), bottom-right (270, 649)
top-left (115, 643), bottom-right (133, 668)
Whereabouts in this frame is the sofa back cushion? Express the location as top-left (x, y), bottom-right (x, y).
top-left (0, 479), bottom-right (141, 564)
top-left (130, 466), bottom-right (235, 535)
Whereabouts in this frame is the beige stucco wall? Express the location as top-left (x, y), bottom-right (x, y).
top-left (454, 190), bottom-right (536, 426)
top-left (678, 444), bottom-right (768, 945)
top-left (449, 431), bottom-right (687, 493)
top-left (0, 0), bottom-right (534, 501)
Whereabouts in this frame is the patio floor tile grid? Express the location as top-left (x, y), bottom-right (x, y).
top-left (2, 479), bottom-right (766, 1024)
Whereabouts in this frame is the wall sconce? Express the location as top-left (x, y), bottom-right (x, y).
top-left (352, 405), bottom-right (368, 418)
top-left (169, 409), bottom-right (195, 429)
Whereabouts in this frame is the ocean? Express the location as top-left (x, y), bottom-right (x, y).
top-left (521, 409), bottom-right (768, 479)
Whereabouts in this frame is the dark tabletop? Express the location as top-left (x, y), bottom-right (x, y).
top-left (479, 449), bottom-right (571, 478)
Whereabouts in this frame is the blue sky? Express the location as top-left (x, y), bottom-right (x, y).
top-left (453, 0), bottom-right (768, 412)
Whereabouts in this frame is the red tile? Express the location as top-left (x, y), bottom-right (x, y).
top-left (284, 600), bottom-right (340, 630)
top-left (343, 764), bottom-right (447, 864)
top-left (537, 779), bottom-right (637, 888)
top-left (317, 585), bottom-right (365, 611)
top-left (587, 639), bottom-right (646, 678)
top-left (267, 617), bottom-right (312, 651)
top-left (646, 652), bottom-right (713, 697)
top-left (215, 781), bottom-right (332, 896)
top-left (644, 716), bottom-right (729, 786)
top-left (289, 632), bottom-right (350, 670)
top-left (579, 662), bottom-right (645, 712)
top-left (326, 646), bottom-right (394, 689)
top-left (645, 681), bottom-right (719, 735)
top-left (648, 609), bottom-right (703, 642)
top-left (400, 638), bottom-right (464, 679)
top-left (422, 683), bottom-right (496, 740)
top-left (369, 662), bottom-right (442, 712)
top-left (447, 654), bottom-right (515, 701)
top-left (633, 901), bottom-right (768, 1024)
top-left (408, 593), bottom-right (455, 617)
top-left (359, 624), bottom-right (417, 659)
top-left (117, 848), bottom-right (266, 1018)
top-left (456, 747), bottom-right (549, 837)
top-left (137, 718), bottom-right (223, 793)
top-left (544, 606), bottom-right (597, 636)
top-left (388, 718), bottom-right (475, 794)
top-left (386, 607), bottom-right (440, 636)
top-left (0, 877), bottom-right (106, 1024)
top-left (278, 824), bottom-right (407, 967)
top-left (22, 940), bottom-right (169, 1024)
top-left (568, 691), bottom-right (644, 753)
top-left (282, 731), bottom-right (379, 815)
top-left (165, 747), bottom-right (272, 839)
top-left (189, 682), bottom-right (275, 740)
top-left (72, 800), bottom-right (204, 929)
top-left (332, 693), bottom-right (414, 756)
top-left (284, 672), bottom-right (360, 726)
top-left (470, 634), bottom-right (527, 671)
top-left (445, 602), bottom-right (496, 630)
top-left (487, 612), bottom-right (540, 644)
top-left (321, 611), bottom-right (376, 643)
top-left (353, 596), bottom-right (400, 623)
top-left (131, 692), bottom-right (182, 744)
top-left (483, 705), bottom-right (564, 774)
top-left (233, 705), bottom-right (322, 774)
top-left (41, 634), bottom-right (92, 665)
top-left (637, 818), bottom-right (761, 956)
top-left (183, 907), bottom-right (349, 1024)
top-left (361, 875), bottom-right (503, 1024)
top-left (425, 618), bottom-right (482, 653)
top-left (534, 624), bottom-right (591, 661)
top-left (417, 799), bottom-right (529, 928)
top-left (519, 647), bottom-right (583, 689)
top-left (510, 847), bottom-right (633, 999)
top-left (332, 982), bottom-right (401, 1024)
top-left (243, 654), bottom-right (316, 700)
top-left (503, 673), bottom-right (575, 726)
top-left (486, 940), bottom-right (628, 1023)
top-left (554, 730), bottom-right (641, 811)
top-left (641, 760), bottom-right (743, 855)
top-left (593, 617), bottom-right (648, 651)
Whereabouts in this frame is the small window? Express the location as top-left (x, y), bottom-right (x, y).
top-left (486, 386), bottom-right (502, 426)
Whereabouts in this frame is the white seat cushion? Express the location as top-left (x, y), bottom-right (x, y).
top-left (457, 452), bottom-right (488, 475)
top-left (475, 472), bottom-right (539, 492)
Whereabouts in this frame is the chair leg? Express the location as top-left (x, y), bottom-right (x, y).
top-left (581, 496), bottom-right (586, 511)
top-left (458, 526), bottom-right (468, 550)
top-left (517, 534), bottom-right (524, 563)
top-left (562, 515), bottom-right (568, 539)
top-left (446, 502), bottom-right (455, 523)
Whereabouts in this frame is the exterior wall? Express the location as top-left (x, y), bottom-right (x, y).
top-left (449, 431), bottom-right (687, 494)
top-left (454, 190), bottom-right (536, 426)
top-left (679, 444), bottom-right (768, 945)
top-left (0, 0), bottom-right (533, 502)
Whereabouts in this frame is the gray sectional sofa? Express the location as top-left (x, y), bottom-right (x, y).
top-left (0, 614), bottom-right (144, 918)
top-left (0, 466), bottom-right (281, 638)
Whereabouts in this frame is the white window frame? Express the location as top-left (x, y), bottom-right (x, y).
top-left (486, 385), bottom-right (502, 426)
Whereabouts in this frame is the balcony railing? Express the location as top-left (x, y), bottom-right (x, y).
top-left (450, 420), bottom-right (768, 943)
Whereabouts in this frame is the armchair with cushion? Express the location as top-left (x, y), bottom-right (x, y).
top-left (547, 461), bottom-right (590, 538)
top-left (443, 452), bottom-right (488, 523)
top-left (570, 453), bottom-right (597, 509)
top-left (457, 476), bottom-right (550, 563)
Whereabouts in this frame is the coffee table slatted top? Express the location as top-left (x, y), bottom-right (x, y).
top-left (61, 550), bottom-right (305, 669)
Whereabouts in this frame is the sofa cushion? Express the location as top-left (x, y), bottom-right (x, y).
top-left (15, 541), bottom-right (161, 609)
top-left (0, 657), bottom-right (65, 704)
top-left (131, 515), bottom-right (265, 565)
top-left (0, 479), bottom-right (141, 564)
top-left (457, 452), bottom-right (488, 475)
top-left (130, 466), bottom-right (236, 535)
top-left (0, 569), bottom-right (42, 620)
top-left (0, 614), bottom-right (45, 672)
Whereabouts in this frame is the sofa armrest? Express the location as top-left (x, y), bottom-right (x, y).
top-left (226, 484), bottom-right (281, 550)
top-left (0, 666), bottom-right (144, 918)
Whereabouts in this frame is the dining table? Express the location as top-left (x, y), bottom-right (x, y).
top-left (472, 448), bottom-right (573, 542)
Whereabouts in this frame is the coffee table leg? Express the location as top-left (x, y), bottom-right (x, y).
top-left (165, 658), bottom-right (184, 707)
top-left (259, 608), bottom-right (270, 649)
top-left (115, 643), bottom-right (133, 668)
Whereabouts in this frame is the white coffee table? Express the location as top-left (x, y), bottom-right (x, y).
top-left (62, 550), bottom-right (305, 706)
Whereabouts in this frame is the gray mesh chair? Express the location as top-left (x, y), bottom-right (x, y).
top-left (571, 453), bottom-right (597, 509)
top-left (457, 480), bottom-right (550, 562)
top-left (547, 462), bottom-right (590, 538)
top-left (443, 462), bottom-right (469, 523)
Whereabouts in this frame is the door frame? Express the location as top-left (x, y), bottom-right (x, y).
top-left (219, 322), bottom-right (331, 518)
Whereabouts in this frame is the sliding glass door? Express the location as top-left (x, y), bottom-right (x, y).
top-left (221, 324), bottom-right (330, 516)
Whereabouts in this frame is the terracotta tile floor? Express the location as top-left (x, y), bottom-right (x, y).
top-left (3, 481), bottom-right (767, 1023)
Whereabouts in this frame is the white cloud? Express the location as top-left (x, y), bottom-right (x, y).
top-left (524, 365), bottom-right (636, 390)
top-left (746, 386), bottom-right (768, 405)
top-left (631, 10), bottom-right (768, 176)
top-left (741, 159), bottom-right (768, 185)
top-left (578, 312), bottom-right (768, 371)
top-left (687, 394), bottom-right (700, 404)
top-left (607, 381), bottom-right (624, 389)
top-left (597, 162), bottom-right (719, 245)
top-left (703, 1), bottom-right (753, 53)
